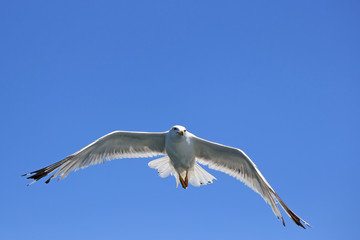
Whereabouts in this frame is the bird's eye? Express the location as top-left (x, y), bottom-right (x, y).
top-left (184, 130), bottom-right (186, 132)
top-left (173, 127), bottom-right (178, 131)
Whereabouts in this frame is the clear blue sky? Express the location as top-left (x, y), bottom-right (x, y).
top-left (1, 1), bottom-right (359, 239)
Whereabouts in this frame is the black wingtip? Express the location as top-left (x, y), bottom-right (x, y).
top-left (45, 174), bottom-right (54, 184)
top-left (270, 190), bottom-right (310, 229)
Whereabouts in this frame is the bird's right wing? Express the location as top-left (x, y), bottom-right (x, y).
top-left (23, 131), bottom-right (166, 185)
top-left (193, 135), bottom-right (311, 228)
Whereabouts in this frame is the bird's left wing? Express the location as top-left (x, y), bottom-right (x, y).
top-left (23, 131), bottom-right (166, 185)
top-left (193, 135), bottom-right (310, 228)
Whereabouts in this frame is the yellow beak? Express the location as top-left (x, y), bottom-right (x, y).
top-left (178, 130), bottom-right (184, 136)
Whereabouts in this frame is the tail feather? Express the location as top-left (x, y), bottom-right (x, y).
top-left (148, 156), bottom-right (176, 178)
top-left (189, 162), bottom-right (216, 187)
top-left (148, 157), bottom-right (216, 187)
top-left (148, 156), bottom-right (180, 186)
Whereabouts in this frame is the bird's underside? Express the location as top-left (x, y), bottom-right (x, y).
top-left (23, 126), bottom-right (311, 229)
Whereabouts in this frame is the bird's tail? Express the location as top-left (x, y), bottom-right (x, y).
top-left (148, 156), bottom-right (176, 178)
top-left (148, 156), bottom-right (183, 187)
top-left (148, 157), bottom-right (216, 187)
top-left (188, 162), bottom-right (216, 187)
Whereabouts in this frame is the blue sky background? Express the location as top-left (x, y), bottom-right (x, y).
top-left (1, 1), bottom-right (359, 239)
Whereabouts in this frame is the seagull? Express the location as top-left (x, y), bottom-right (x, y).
top-left (23, 125), bottom-right (311, 228)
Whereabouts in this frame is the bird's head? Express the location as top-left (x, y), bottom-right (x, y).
top-left (170, 125), bottom-right (187, 136)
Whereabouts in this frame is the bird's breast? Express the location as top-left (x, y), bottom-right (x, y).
top-left (165, 136), bottom-right (195, 171)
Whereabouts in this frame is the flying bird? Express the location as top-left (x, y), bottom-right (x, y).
top-left (23, 125), bottom-right (311, 228)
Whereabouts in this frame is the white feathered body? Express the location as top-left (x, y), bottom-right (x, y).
top-left (149, 131), bottom-right (216, 187)
top-left (165, 132), bottom-right (195, 172)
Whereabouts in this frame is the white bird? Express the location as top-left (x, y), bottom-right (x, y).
top-left (23, 125), bottom-right (310, 228)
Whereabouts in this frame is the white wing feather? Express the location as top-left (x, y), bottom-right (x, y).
top-left (24, 131), bottom-right (166, 184)
top-left (193, 135), bottom-right (311, 228)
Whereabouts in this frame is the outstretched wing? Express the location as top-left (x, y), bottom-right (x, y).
top-left (193, 136), bottom-right (310, 229)
top-left (24, 131), bottom-right (166, 185)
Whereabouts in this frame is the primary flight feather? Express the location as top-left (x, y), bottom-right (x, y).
top-left (23, 125), bottom-right (311, 228)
